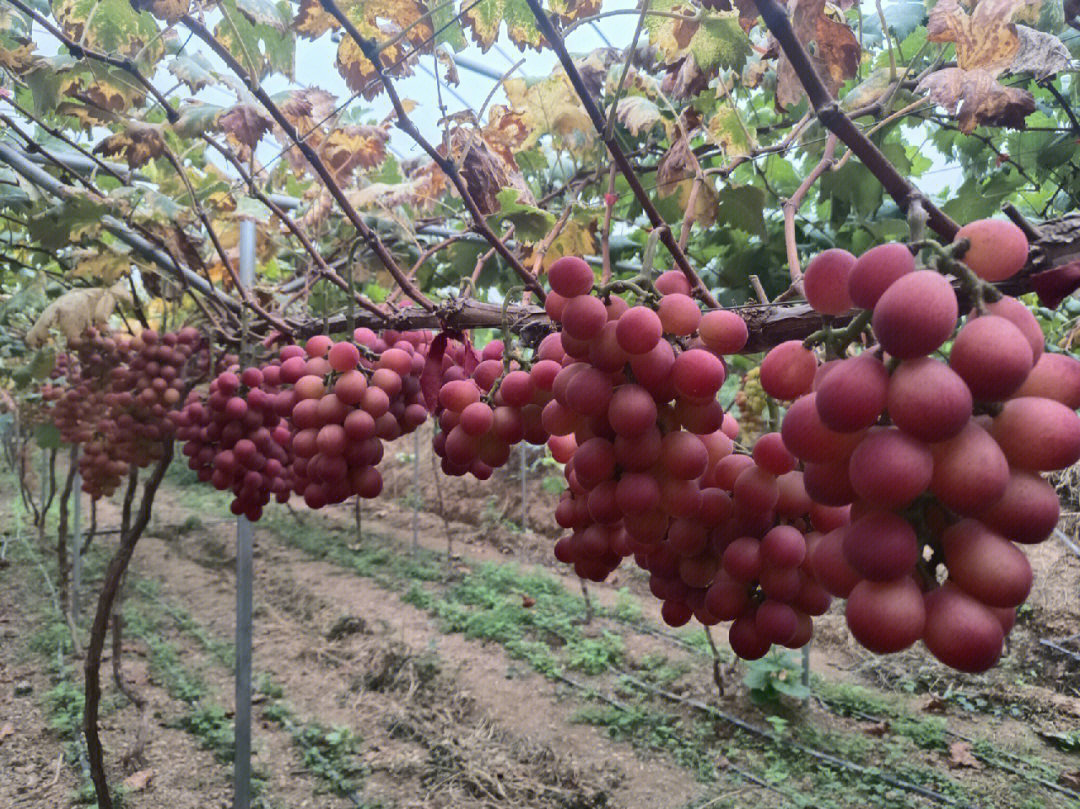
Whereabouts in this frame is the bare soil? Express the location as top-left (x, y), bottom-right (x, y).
top-left (3, 433), bottom-right (1080, 809)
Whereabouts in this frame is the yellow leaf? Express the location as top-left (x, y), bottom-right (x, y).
top-left (541, 217), bottom-right (598, 270)
top-left (293, 0), bottom-right (338, 38)
top-left (503, 70), bottom-right (594, 153)
top-left (93, 124), bottom-right (166, 169)
top-left (320, 125), bottom-right (389, 183)
top-left (927, 0), bottom-right (1022, 74)
top-left (72, 250), bottom-right (131, 283)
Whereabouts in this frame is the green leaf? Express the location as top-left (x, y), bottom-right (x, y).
top-left (487, 188), bottom-right (556, 243)
top-left (715, 185), bottom-right (766, 239)
top-left (171, 101), bottom-right (225, 138)
top-left (215, 0), bottom-right (294, 80)
top-left (431, 0), bottom-right (467, 51)
top-left (235, 195), bottom-right (272, 221)
top-left (168, 52), bottom-right (217, 92)
top-left (690, 12), bottom-right (751, 73)
top-left (27, 197), bottom-right (107, 250)
top-left (29, 347), bottom-right (56, 379)
top-left (236, 0), bottom-right (290, 31)
top-left (52, 0), bottom-right (165, 68)
top-left (942, 173), bottom-right (1025, 223)
top-left (34, 422), bottom-right (62, 449)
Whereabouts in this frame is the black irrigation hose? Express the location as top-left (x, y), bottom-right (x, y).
top-left (615, 670), bottom-right (975, 808)
top-left (602, 601), bottom-right (1080, 803)
top-left (812, 696), bottom-right (1080, 803)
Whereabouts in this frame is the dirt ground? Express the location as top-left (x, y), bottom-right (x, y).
top-left (3, 430), bottom-right (1080, 809)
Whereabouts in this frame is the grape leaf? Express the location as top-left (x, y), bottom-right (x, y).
top-left (647, 0), bottom-right (751, 73)
top-left (171, 101), bottom-right (225, 138)
top-left (72, 249), bottom-right (131, 282)
top-left (463, 0), bottom-right (546, 52)
top-left (706, 106), bottom-right (754, 157)
top-left (335, 0), bottom-right (433, 98)
top-left (0, 5), bottom-right (36, 72)
top-left (616, 96), bottom-right (663, 136)
top-left (168, 52), bottom-right (217, 92)
top-left (94, 124), bottom-right (166, 169)
top-left (294, 0), bottom-right (338, 38)
top-left (218, 103), bottom-right (273, 153)
top-left (715, 184), bottom-right (765, 237)
top-left (503, 70), bottom-right (594, 153)
top-left (479, 105), bottom-right (530, 168)
top-left (536, 211), bottom-right (598, 270)
top-left (488, 188), bottom-right (556, 243)
top-left (129, 0), bottom-right (190, 25)
top-left (430, 0), bottom-right (467, 50)
top-left (320, 125), bottom-right (389, 183)
top-left (53, 0), bottom-right (165, 67)
top-left (915, 0), bottom-right (1065, 131)
top-left (776, 0), bottom-right (860, 109)
top-left (215, 0), bottom-right (294, 80)
top-left (235, 0), bottom-right (289, 32)
top-left (1009, 25), bottom-right (1071, 77)
top-left (547, 0), bottom-right (602, 24)
top-left (918, 67), bottom-right (1035, 132)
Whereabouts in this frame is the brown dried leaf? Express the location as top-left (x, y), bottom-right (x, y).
top-left (927, 0), bottom-right (1022, 74)
top-left (449, 125), bottom-right (535, 215)
top-left (320, 125), bottom-right (388, 184)
top-left (1060, 771), bottom-right (1080, 790)
top-left (947, 741), bottom-right (982, 769)
top-left (0, 722), bottom-right (14, 742)
top-left (122, 769), bottom-right (154, 791)
top-left (481, 105), bottom-right (530, 168)
top-left (1009, 25), bottom-right (1072, 79)
top-left (662, 54), bottom-right (710, 100)
top-left (293, 0), bottom-right (338, 38)
top-left (93, 124), bottom-right (165, 169)
top-left (219, 104), bottom-right (273, 153)
top-left (862, 720), bottom-right (890, 737)
top-left (130, 0), bottom-right (190, 24)
top-left (436, 45), bottom-right (460, 86)
top-left (776, 0), bottom-right (860, 108)
top-left (917, 67), bottom-right (1035, 133)
top-left (656, 136), bottom-right (698, 197)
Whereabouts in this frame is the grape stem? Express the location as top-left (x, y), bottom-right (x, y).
top-left (802, 309), bottom-right (872, 353)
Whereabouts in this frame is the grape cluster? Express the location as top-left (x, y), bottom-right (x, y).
top-left (763, 218), bottom-right (1080, 672)
top-left (43, 327), bottom-right (214, 498)
top-left (282, 331), bottom-right (428, 509)
top-left (538, 259), bottom-right (840, 651)
top-left (176, 328), bottom-right (432, 518)
top-left (430, 337), bottom-right (549, 479)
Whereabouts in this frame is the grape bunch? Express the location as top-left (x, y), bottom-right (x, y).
top-left (280, 331), bottom-right (427, 509)
top-left (173, 360), bottom-right (294, 522)
top-left (430, 331), bottom-right (565, 479)
top-left (761, 218), bottom-right (1080, 672)
top-left (178, 328), bottom-right (433, 517)
top-left (538, 257), bottom-right (844, 654)
top-left (44, 326), bottom-right (215, 498)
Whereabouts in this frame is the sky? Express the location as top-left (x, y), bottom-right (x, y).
top-left (18, 1), bottom-right (974, 204)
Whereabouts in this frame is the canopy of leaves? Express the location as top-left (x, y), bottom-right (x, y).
top-left (0, 0), bottom-right (1076, 348)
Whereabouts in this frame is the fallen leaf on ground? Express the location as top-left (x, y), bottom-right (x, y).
top-left (1060, 771), bottom-right (1080, 789)
top-left (862, 720), bottom-right (890, 737)
top-left (122, 769), bottom-right (154, 791)
top-left (0, 722), bottom-right (14, 741)
top-left (948, 741), bottom-right (982, 769)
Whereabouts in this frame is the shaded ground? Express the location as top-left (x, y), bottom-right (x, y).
top-left (2, 438), bottom-right (1080, 808)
